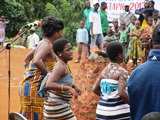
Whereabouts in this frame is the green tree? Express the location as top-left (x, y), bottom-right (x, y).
top-left (0, 0), bottom-right (85, 45)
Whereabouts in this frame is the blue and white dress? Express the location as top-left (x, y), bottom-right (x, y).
top-left (96, 63), bottom-right (130, 120)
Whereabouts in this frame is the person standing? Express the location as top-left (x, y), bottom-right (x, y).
top-left (93, 42), bottom-right (130, 120)
top-left (100, 2), bottom-right (109, 37)
top-left (19, 16), bottom-right (64, 120)
top-left (127, 20), bottom-right (143, 65)
top-left (83, 0), bottom-right (92, 53)
top-left (128, 24), bottom-right (160, 120)
top-left (27, 27), bottom-right (40, 49)
top-left (75, 20), bottom-right (88, 64)
top-left (112, 18), bottom-right (120, 41)
top-left (140, 15), bottom-right (154, 61)
top-left (135, 0), bottom-right (150, 26)
top-left (43, 38), bottom-right (80, 120)
top-left (0, 16), bottom-right (7, 47)
top-left (119, 3), bottom-right (134, 27)
top-left (90, 1), bottom-right (103, 51)
top-left (119, 22), bottom-right (128, 61)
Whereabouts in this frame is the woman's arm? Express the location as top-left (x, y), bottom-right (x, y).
top-left (118, 72), bottom-right (129, 103)
top-left (46, 62), bottom-right (79, 97)
top-left (92, 66), bottom-right (108, 96)
top-left (32, 44), bottom-right (50, 75)
top-left (24, 49), bottom-right (35, 66)
top-left (92, 76), bottom-right (101, 96)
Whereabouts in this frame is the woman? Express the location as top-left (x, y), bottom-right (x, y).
top-left (140, 15), bottom-right (154, 61)
top-left (43, 38), bottom-right (80, 120)
top-left (19, 16), bottom-right (64, 120)
top-left (93, 42), bottom-right (130, 120)
top-left (128, 20), bottom-right (143, 65)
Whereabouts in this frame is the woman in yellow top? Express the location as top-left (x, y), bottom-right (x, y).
top-left (128, 20), bottom-right (143, 65)
top-left (140, 15), bottom-right (154, 61)
top-left (19, 16), bottom-right (64, 120)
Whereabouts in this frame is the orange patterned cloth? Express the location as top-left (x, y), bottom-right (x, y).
top-left (19, 57), bottom-right (56, 120)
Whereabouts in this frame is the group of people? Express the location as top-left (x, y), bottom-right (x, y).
top-left (19, 16), bottom-right (80, 120)
top-left (75, 0), bottom-right (160, 66)
top-left (16, 0), bottom-right (160, 120)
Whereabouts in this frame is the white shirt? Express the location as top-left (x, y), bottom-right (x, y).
top-left (76, 28), bottom-right (88, 44)
top-left (89, 11), bottom-right (102, 35)
top-left (27, 33), bottom-right (40, 49)
top-left (119, 11), bottom-right (134, 26)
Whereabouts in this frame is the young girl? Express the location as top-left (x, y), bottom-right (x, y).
top-left (44, 39), bottom-right (81, 120)
top-left (119, 23), bottom-right (128, 61)
top-left (128, 20), bottom-right (143, 65)
top-left (93, 42), bottom-right (130, 120)
top-left (75, 20), bottom-right (88, 64)
top-left (140, 15), bottom-right (154, 61)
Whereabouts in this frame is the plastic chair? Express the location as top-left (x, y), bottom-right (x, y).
top-left (9, 112), bottom-right (27, 120)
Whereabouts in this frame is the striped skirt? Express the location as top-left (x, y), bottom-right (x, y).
top-left (96, 97), bottom-right (130, 120)
top-left (43, 92), bottom-right (76, 120)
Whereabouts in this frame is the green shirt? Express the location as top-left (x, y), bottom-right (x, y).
top-left (127, 23), bottom-right (135, 33)
top-left (100, 10), bottom-right (109, 34)
top-left (83, 8), bottom-right (93, 31)
top-left (119, 30), bottom-right (128, 44)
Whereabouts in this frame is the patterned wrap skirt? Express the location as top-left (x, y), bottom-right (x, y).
top-left (19, 63), bottom-right (45, 120)
top-left (43, 91), bottom-right (77, 120)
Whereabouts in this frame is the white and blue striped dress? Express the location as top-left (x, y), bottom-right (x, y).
top-left (96, 63), bottom-right (130, 120)
top-left (43, 74), bottom-right (77, 120)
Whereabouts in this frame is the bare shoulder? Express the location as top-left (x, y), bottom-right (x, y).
top-left (54, 61), bottom-right (67, 74)
top-left (35, 40), bottom-right (52, 54)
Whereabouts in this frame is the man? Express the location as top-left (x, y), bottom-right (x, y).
top-left (100, 2), bottom-right (109, 37)
top-left (27, 27), bottom-right (40, 49)
top-left (90, 1), bottom-right (103, 51)
top-left (119, 3), bottom-right (134, 27)
top-left (135, 0), bottom-right (159, 26)
top-left (83, 0), bottom-right (92, 53)
top-left (83, 0), bottom-right (92, 33)
top-left (128, 25), bottom-right (160, 120)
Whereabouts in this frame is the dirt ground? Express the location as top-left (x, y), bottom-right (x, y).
top-left (0, 48), bottom-right (107, 120)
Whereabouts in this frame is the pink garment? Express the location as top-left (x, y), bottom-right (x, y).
top-left (0, 21), bottom-right (6, 42)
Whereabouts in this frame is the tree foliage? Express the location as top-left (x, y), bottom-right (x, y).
top-left (0, 0), bottom-right (85, 44)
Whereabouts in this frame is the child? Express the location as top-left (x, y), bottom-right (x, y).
top-left (140, 16), bottom-right (154, 61)
top-left (128, 20), bottom-right (143, 65)
top-left (103, 25), bottom-right (116, 52)
top-left (75, 20), bottom-right (88, 63)
top-left (119, 22), bottom-right (128, 61)
top-left (112, 18), bottom-right (120, 41)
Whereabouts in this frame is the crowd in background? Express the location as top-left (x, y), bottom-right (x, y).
top-left (76, 0), bottom-right (160, 67)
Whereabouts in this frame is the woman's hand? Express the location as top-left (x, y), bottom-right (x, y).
top-left (72, 85), bottom-right (81, 95)
top-left (68, 86), bottom-right (79, 99)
